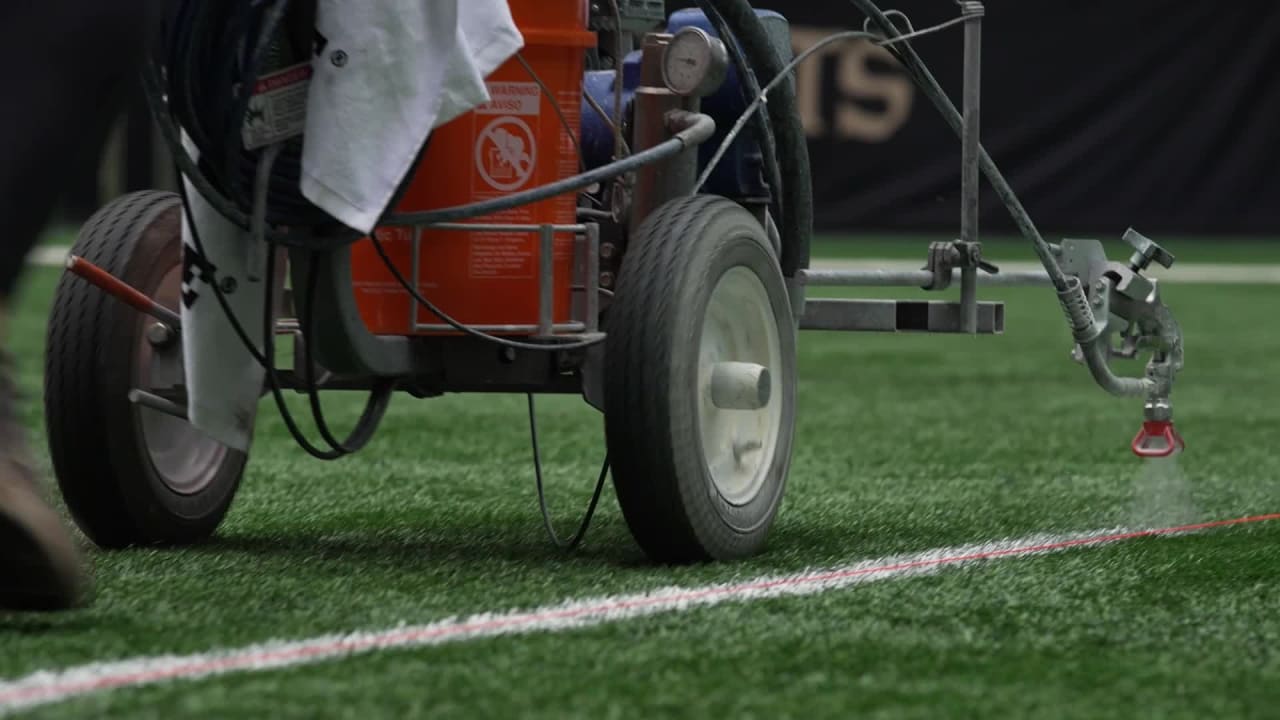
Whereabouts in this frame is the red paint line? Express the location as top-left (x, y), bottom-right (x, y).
top-left (5, 512), bottom-right (1278, 707)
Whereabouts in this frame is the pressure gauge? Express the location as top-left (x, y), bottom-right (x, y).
top-left (662, 27), bottom-right (730, 98)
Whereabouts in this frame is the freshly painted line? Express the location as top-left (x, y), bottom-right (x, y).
top-left (29, 245), bottom-right (1280, 283)
top-left (1, 512), bottom-right (1277, 715)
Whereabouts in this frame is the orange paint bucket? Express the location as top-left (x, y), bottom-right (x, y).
top-left (349, 1), bottom-right (595, 335)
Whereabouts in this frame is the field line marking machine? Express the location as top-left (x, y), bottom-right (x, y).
top-left (49, 0), bottom-right (1186, 561)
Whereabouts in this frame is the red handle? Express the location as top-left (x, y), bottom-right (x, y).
top-left (1131, 420), bottom-right (1185, 458)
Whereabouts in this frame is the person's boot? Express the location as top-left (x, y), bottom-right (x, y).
top-left (0, 351), bottom-right (90, 611)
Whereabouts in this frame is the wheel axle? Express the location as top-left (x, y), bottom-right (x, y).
top-left (710, 361), bottom-right (771, 411)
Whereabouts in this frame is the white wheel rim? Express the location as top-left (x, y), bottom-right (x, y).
top-left (696, 265), bottom-right (783, 506)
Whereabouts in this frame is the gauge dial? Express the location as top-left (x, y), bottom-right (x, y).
top-left (662, 27), bottom-right (730, 98)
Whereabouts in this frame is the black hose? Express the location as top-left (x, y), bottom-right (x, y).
top-left (693, 0), bottom-right (785, 229)
top-left (703, 0), bottom-right (813, 278)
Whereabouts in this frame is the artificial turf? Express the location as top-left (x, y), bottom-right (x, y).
top-left (2, 242), bottom-right (1278, 717)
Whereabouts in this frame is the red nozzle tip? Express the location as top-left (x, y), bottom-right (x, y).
top-left (1132, 420), bottom-right (1185, 458)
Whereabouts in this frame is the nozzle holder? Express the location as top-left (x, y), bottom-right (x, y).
top-left (1131, 420), bottom-right (1184, 458)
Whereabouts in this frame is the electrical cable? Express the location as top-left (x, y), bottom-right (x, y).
top-left (605, 0), bottom-right (628, 161)
top-left (527, 394), bottom-right (611, 550)
top-left (174, 141), bottom-right (391, 461)
top-left (251, 144), bottom-right (393, 459)
top-left (845, 0), bottom-right (1069, 291)
top-left (582, 84), bottom-right (632, 158)
top-left (695, 30), bottom-right (880, 193)
top-left (300, 250), bottom-right (395, 456)
top-left (515, 53), bottom-right (588, 172)
top-left (695, 13), bottom-right (975, 194)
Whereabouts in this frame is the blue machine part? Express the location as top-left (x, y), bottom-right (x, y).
top-left (579, 8), bottom-right (790, 203)
top-left (579, 56), bottom-right (642, 172)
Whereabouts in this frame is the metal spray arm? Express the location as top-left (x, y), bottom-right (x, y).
top-left (1057, 231), bottom-right (1186, 455)
top-left (844, 0), bottom-right (1188, 455)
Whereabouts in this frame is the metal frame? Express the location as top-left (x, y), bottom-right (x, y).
top-left (406, 222), bottom-right (598, 337)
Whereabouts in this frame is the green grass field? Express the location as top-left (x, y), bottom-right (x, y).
top-left (3, 239), bottom-right (1279, 718)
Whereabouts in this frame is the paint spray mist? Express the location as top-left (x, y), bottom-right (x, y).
top-left (1129, 450), bottom-right (1198, 528)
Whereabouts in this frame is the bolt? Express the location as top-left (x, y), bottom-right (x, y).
top-left (500, 347), bottom-right (517, 364)
top-left (220, 276), bottom-right (238, 294)
top-left (600, 272), bottom-right (615, 289)
top-left (600, 243), bottom-right (617, 260)
top-left (147, 322), bottom-right (176, 348)
top-left (330, 50), bottom-right (348, 67)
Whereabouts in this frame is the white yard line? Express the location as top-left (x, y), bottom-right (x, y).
top-left (2, 514), bottom-right (1274, 715)
top-left (32, 245), bottom-right (1280, 283)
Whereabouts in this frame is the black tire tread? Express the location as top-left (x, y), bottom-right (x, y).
top-left (605, 195), bottom-right (796, 563)
top-left (43, 191), bottom-right (246, 548)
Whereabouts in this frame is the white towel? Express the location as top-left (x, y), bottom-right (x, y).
top-left (180, 3), bottom-right (524, 450)
top-left (299, 0), bottom-right (525, 233)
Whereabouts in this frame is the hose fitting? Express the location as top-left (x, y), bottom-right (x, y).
top-left (1057, 276), bottom-right (1100, 345)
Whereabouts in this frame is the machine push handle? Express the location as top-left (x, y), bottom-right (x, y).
top-left (1131, 419), bottom-right (1185, 458)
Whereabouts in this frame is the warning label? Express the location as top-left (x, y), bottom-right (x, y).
top-left (475, 82), bottom-right (541, 116)
top-left (242, 62), bottom-right (312, 150)
top-left (468, 234), bottom-right (536, 279)
top-left (475, 116), bottom-right (537, 192)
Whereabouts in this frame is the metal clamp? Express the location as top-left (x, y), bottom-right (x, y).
top-left (920, 240), bottom-right (998, 291)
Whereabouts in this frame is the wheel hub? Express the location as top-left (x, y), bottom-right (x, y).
top-left (133, 264), bottom-right (230, 496)
top-left (696, 265), bottom-right (783, 506)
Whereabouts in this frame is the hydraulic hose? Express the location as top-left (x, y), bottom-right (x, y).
top-left (693, 0), bottom-right (785, 230)
top-left (702, 0), bottom-right (814, 279)
top-left (384, 111), bottom-right (717, 227)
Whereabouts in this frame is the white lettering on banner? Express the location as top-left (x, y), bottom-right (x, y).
top-left (789, 26), bottom-right (914, 143)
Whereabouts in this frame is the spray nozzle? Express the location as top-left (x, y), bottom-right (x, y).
top-left (1132, 399), bottom-right (1184, 458)
top-left (1132, 420), bottom-right (1184, 458)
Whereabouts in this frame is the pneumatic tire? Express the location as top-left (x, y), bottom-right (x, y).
top-left (604, 195), bottom-right (797, 563)
top-left (44, 190), bottom-right (248, 548)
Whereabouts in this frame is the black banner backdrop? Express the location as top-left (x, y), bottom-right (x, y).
top-left (676, 0), bottom-right (1280, 236)
top-left (99, 2), bottom-right (1279, 236)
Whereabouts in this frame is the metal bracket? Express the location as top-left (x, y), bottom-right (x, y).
top-left (920, 240), bottom-right (998, 291)
top-left (921, 241), bottom-right (959, 291)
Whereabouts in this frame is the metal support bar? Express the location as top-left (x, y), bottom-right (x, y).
top-left (959, 0), bottom-right (984, 334)
top-left (416, 322), bottom-right (587, 334)
top-left (128, 388), bottom-right (189, 420)
top-left (797, 268), bottom-right (1052, 288)
top-left (428, 223), bottom-right (587, 233)
top-left (410, 226), bottom-right (422, 332)
top-left (585, 223), bottom-right (601, 333)
top-left (800, 299), bottom-right (1004, 334)
top-left (537, 224), bottom-right (555, 337)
